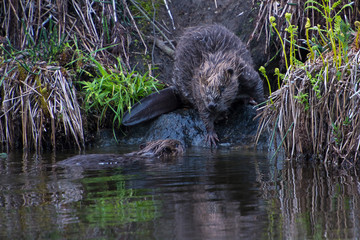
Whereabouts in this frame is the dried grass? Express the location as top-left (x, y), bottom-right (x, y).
top-left (0, 61), bottom-right (84, 151)
top-left (256, 48), bottom-right (360, 165)
top-left (0, 0), bottom-right (145, 67)
top-left (249, 0), bottom-right (360, 55)
top-left (0, 0), bottom-right (168, 151)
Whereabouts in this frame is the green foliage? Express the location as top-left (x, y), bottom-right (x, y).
top-left (307, 71), bottom-right (322, 99)
top-left (1, 17), bottom-right (68, 74)
top-left (305, 0), bottom-right (354, 68)
top-left (270, 16), bottom-right (289, 70)
top-left (274, 68), bottom-right (284, 89)
top-left (294, 92), bottom-right (309, 111)
top-left (259, 66), bottom-right (273, 104)
top-left (334, 16), bottom-right (352, 64)
top-left (285, 13), bottom-right (298, 67)
top-left (270, 12), bottom-right (298, 71)
top-left (331, 122), bottom-right (342, 145)
top-left (80, 57), bottom-right (163, 128)
top-left (305, 18), bottom-right (315, 61)
top-left (269, 1), bottom-right (355, 105)
top-left (257, 1), bottom-right (360, 162)
top-left (25, 18), bottom-right (66, 64)
top-left (355, 21), bottom-right (360, 48)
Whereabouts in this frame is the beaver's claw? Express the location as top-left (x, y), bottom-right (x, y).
top-left (206, 131), bottom-right (219, 148)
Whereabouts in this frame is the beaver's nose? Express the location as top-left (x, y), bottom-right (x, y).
top-left (208, 102), bottom-right (217, 111)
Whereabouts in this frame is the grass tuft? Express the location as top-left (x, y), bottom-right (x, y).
top-left (256, 1), bottom-right (360, 165)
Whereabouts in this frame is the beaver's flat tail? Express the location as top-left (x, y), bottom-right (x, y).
top-left (122, 87), bottom-right (182, 126)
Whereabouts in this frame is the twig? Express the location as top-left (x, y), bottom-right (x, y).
top-left (163, 0), bottom-right (175, 30)
top-left (128, 0), bottom-right (175, 50)
top-left (148, 36), bottom-right (175, 58)
top-left (123, 0), bottom-right (148, 54)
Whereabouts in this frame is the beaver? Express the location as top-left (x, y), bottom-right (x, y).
top-left (57, 139), bottom-right (184, 169)
top-left (123, 24), bottom-right (264, 147)
top-left (172, 24), bottom-right (264, 146)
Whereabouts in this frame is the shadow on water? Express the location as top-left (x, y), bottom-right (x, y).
top-left (0, 146), bottom-right (360, 239)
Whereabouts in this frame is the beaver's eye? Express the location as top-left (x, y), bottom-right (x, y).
top-left (163, 147), bottom-right (171, 153)
top-left (219, 86), bottom-right (226, 93)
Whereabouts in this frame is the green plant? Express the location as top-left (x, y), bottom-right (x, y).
top-left (259, 66), bottom-right (273, 104)
top-left (270, 16), bottom-right (289, 70)
top-left (274, 68), bottom-right (284, 89)
top-left (284, 13), bottom-right (298, 67)
top-left (308, 72), bottom-right (322, 99)
top-left (305, 18), bottom-right (315, 61)
top-left (331, 123), bottom-right (342, 145)
top-left (80, 57), bottom-right (163, 129)
top-left (305, 0), bottom-right (353, 69)
top-left (355, 21), bottom-right (360, 49)
top-left (256, 0), bottom-right (360, 163)
top-left (294, 92), bottom-right (310, 111)
top-left (334, 16), bottom-right (352, 65)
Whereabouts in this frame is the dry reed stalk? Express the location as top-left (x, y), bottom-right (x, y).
top-left (248, 0), bottom-right (359, 55)
top-left (0, 60), bottom-right (84, 151)
top-left (1, 0), bottom-right (146, 68)
top-left (0, 0), bottom-right (165, 151)
top-left (248, 0), bottom-right (306, 51)
top-left (257, 49), bottom-right (360, 164)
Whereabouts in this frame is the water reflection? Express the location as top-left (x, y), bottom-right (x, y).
top-left (0, 147), bottom-right (360, 239)
top-left (264, 162), bottom-right (360, 239)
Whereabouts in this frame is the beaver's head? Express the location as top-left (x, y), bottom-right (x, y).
top-left (195, 52), bottom-right (240, 113)
top-left (138, 139), bottom-right (184, 159)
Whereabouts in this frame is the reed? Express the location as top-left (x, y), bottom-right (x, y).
top-left (0, 61), bottom-right (84, 151)
top-left (256, 0), bottom-right (360, 165)
top-left (0, 0), bottom-right (168, 151)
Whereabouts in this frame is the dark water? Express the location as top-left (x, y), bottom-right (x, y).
top-left (1, 145), bottom-right (360, 240)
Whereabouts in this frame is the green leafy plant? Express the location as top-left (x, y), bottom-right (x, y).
top-left (284, 13), bottom-right (298, 67)
top-left (270, 16), bottom-right (289, 70)
top-left (274, 68), bottom-right (284, 89)
top-left (305, 18), bottom-right (315, 61)
top-left (257, 1), bottom-right (360, 163)
top-left (308, 71), bottom-right (322, 99)
top-left (305, 0), bottom-right (353, 69)
top-left (80, 57), bottom-right (163, 129)
top-left (294, 92), bottom-right (309, 111)
top-left (259, 66), bottom-right (273, 104)
top-left (355, 21), bottom-right (360, 49)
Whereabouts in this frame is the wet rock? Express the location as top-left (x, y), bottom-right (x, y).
top-left (119, 104), bottom-right (264, 148)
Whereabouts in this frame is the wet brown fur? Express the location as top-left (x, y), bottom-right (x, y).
top-left (57, 139), bottom-right (184, 168)
top-left (172, 24), bottom-right (264, 145)
top-left (130, 139), bottom-right (184, 158)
